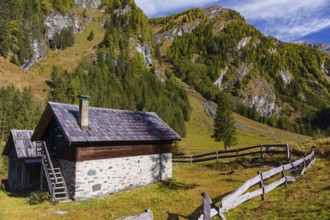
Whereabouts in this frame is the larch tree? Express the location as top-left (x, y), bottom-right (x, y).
top-left (212, 93), bottom-right (237, 150)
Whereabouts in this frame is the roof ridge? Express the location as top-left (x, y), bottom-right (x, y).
top-left (49, 101), bottom-right (154, 114)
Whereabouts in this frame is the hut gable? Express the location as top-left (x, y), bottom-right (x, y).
top-left (2, 130), bottom-right (37, 158)
top-left (32, 102), bottom-right (181, 144)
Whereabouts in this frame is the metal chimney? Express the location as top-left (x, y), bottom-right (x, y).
top-left (79, 95), bottom-right (90, 130)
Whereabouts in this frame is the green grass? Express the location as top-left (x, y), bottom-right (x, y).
top-left (180, 83), bottom-right (311, 154)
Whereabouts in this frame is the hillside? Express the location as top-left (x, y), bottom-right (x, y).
top-left (0, 1), bottom-right (329, 137)
top-left (180, 81), bottom-right (311, 154)
top-left (152, 6), bottom-right (330, 136)
top-left (0, 0), bottom-right (191, 140)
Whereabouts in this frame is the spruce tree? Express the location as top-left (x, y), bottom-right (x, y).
top-left (212, 93), bottom-right (237, 150)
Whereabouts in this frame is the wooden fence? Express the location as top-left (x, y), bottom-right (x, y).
top-left (117, 209), bottom-right (153, 220)
top-left (198, 149), bottom-right (316, 220)
top-left (173, 144), bottom-right (290, 164)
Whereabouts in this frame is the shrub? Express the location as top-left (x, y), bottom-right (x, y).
top-left (28, 191), bottom-right (51, 205)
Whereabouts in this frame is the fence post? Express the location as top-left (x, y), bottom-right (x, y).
top-left (281, 165), bottom-right (288, 187)
top-left (257, 171), bottom-right (266, 200)
top-left (190, 156), bottom-right (193, 165)
top-left (286, 144), bottom-right (290, 162)
top-left (202, 193), bottom-right (211, 220)
top-left (260, 144), bottom-right (264, 159)
top-left (216, 151), bottom-right (219, 161)
top-left (236, 149), bottom-right (239, 159)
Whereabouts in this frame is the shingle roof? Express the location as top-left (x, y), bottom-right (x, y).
top-left (2, 130), bottom-right (37, 158)
top-left (48, 102), bottom-right (181, 143)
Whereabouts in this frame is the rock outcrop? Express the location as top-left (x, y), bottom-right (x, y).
top-left (240, 77), bottom-right (279, 116)
top-left (136, 43), bottom-right (153, 67)
top-left (21, 39), bottom-right (48, 69)
top-left (279, 69), bottom-right (293, 85)
top-left (321, 60), bottom-right (329, 77)
top-left (237, 37), bottom-right (252, 50)
top-left (154, 21), bottom-right (200, 44)
top-left (75, 0), bottom-right (102, 9)
top-left (45, 13), bottom-right (82, 40)
top-left (295, 40), bottom-right (330, 55)
top-left (214, 66), bottom-right (228, 90)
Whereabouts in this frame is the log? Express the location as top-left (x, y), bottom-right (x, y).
top-left (197, 209), bottom-right (219, 220)
top-left (307, 159), bottom-right (316, 169)
top-left (264, 177), bottom-right (286, 193)
top-left (286, 176), bottom-right (298, 182)
top-left (117, 209), bottom-right (153, 220)
top-left (202, 193), bottom-right (212, 220)
top-left (220, 188), bottom-right (263, 213)
top-left (221, 175), bottom-right (261, 207)
top-left (261, 166), bottom-right (283, 180)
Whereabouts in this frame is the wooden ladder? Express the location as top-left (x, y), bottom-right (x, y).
top-left (36, 141), bottom-right (70, 202)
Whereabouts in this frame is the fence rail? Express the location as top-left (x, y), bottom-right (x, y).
top-left (198, 149), bottom-right (316, 220)
top-left (173, 144), bottom-right (290, 164)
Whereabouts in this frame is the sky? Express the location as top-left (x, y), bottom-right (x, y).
top-left (135, 0), bottom-right (330, 45)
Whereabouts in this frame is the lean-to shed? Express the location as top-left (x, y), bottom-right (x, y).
top-left (2, 130), bottom-right (41, 191)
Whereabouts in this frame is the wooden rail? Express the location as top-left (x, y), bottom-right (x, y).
top-left (198, 149), bottom-right (316, 220)
top-left (117, 209), bottom-right (153, 220)
top-left (173, 144), bottom-right (290, 164)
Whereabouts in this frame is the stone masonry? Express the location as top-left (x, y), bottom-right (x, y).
top-left (59, 153), bottom-right (172, 200)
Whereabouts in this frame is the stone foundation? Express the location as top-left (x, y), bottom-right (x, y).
top-left (60, 153), bottom-right (172, 200)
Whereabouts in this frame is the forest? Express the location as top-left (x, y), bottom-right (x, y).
top-left (0, 85), bottom-right (41, 141)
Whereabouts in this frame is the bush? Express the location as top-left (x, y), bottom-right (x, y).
top-left (1, 179), bottom-right (8, 191)
top-left (28, 191), bottom-right (51, 205)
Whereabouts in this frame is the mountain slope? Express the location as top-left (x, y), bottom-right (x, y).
top-left (179, 81), bottom-right (311, 154)
top-left (152, 6), bottom-right (330, 135)
top-left (0, 2), bottom-right (329, 136)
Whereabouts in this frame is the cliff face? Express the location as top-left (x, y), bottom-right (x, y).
top-left (75, 0), bottom-right (102, 9)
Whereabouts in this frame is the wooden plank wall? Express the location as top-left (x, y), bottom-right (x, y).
top-left (76, 144), bottom-right (172, 161)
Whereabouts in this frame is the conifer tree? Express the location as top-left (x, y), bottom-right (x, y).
top-left (212, 93), bottom-right (237, 150)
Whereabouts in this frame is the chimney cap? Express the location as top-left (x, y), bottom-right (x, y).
top-left (79, 94), bottom-right (91, 100)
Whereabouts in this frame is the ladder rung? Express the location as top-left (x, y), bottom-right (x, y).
top-left (54, 187), bottom-right (65, 190)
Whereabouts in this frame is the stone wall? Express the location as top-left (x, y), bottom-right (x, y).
top-left (58, 159), bottom-right (76, 199)
top-left (73, 153), bottom-right (172, 200)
